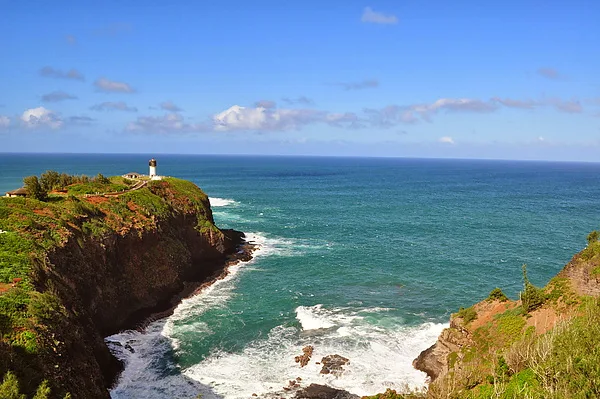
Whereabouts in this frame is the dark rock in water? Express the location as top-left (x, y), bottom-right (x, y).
top-left (295, 345), bottom-right (314, 367)
top-left (320, 354), bottom-right (349, 376)
top-left (413, 342), bottom-right (444, 380)
top-left (123, 343), bottom-right (135, 353)
top-left (295, 384), bottom-right (358, 399)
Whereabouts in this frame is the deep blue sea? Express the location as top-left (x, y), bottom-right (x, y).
top-left (1, 154), bottom-right (600, 398)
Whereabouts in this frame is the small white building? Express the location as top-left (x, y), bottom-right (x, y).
top-left (5, 188), bottom-right (28, 197)
top-left (122, 172), bottom-right (142, 179)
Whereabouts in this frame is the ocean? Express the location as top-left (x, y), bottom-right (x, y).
top-left (1, 154), bottom-right (599, 398)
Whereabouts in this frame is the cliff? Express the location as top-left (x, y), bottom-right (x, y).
top-left (412, 234), bottom-right (600, 399)
top-left (0, 177), bottom-right (246, 398)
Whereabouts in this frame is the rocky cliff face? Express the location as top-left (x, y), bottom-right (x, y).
top-left (0, 179), bottom-right (245, 398)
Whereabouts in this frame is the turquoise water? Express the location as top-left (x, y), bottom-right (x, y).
top-left (1, 154), bottom-right (600, 397)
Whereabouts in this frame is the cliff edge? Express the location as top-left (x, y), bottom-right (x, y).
top-left (412, 233), bottom-right (600, 398)
top-left (0, 177), bottom-right (246, 398)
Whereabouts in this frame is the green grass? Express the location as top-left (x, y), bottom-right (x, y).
top-left (0, 176), bottom-right (219, 368)
top-left (494, 307), bottom-right (526, 347)
top-left (66, 182), bottom-right (128, 196)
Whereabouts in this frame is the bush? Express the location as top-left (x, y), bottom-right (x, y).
top-left (587, 230), bottom-right (599, 245)
top-left (487, 287), bottom-right (509, 302)
top-left (521, 264), bottom-right (545, 313)
top-left (457, 306), bottom-right (477, 323)
top-left (0, 371), bottom-right (25, 399)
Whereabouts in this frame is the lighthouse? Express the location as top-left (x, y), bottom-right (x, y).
top-left (149, 158), bottom-right (157, 177)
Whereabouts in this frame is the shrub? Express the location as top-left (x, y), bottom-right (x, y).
top-left (0, 371), bottom-right (25, 399)
top-left (587, 230), bottom-right (599, 245)
top-left (457, 306), bottom-right (477, 323)
top-left (487, 287), bottom-right (508, 302)
top-left (32, 380), bottom-right (51, 399)
top-left (521, 264), bottom-right (545, 313)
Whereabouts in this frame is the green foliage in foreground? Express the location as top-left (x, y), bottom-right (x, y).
top-left (432, 296), bottom-right (600, 399)
top-left (0, 371), bottom-right (70, 399)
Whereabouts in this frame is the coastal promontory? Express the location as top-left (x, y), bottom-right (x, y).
top-left (0, 175), bottom-right (247, 398)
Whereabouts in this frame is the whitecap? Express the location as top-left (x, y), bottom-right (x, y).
top-left (183, 306), bottom-right (447, 398)
top-left (209, 197), bottom-right (238, 207)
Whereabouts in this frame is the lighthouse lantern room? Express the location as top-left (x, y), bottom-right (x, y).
top-left (149, 158), bottom-right (157, 177)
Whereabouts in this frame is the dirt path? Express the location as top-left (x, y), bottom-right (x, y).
top-left (83, 180), bottom-right (149, 198)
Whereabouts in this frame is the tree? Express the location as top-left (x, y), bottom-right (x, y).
top-left (59, 173), bottom-right (73, 188)
top-left (39, 170), bottom-right (61, 192)
top-left (95, 173), bottom-right (110, 184)
top-left (23, 176), bottom-right (47, 201)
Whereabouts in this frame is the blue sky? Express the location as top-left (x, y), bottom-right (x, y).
top-left (1, 0), bottom-right (599, 160)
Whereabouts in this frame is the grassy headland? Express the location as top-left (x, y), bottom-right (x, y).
top-left (0, 173), bottom-right (232, 398)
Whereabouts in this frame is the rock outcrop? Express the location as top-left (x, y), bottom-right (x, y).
top-left (295, 384), bottom-right (359, 399)
top-left (320, 354), bottom-right (349, 376)
top-left (295, 345), bottom-right (314, 367)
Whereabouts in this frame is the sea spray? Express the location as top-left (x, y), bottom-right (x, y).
top-left (184, 305), bottom-right (446, 398)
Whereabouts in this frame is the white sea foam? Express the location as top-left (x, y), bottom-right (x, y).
top-left (209, 197), bottom-right (238, 207)
top-left (108, 232), bottom-right (271, 399)
top-left (183, 305), bottom-right (447, 398)
top-left (108, 233), bottom-right (445, 399)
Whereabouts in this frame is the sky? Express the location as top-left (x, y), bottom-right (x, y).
top-left (1, 0), bottom-right (599, 160)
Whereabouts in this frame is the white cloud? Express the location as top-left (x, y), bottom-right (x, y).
top-left (537, 67), bottom-right (563, 80)
top-left (549, 98), bottom-right (582, 113)
top-left (281, 96), bottom-right (314, 105)
top-left (160, 101), bottom-right (182, 112)
top-left (126, 113), bottom-right (208, 133)
top-left (94, 77), bottom-right (135, 93)
top-left (20, 107), bottom-right (63, 129)
top-left (366, 98), bottom-right (497, 126)
top-left (39, 66), bottom-right (85, 81)
top-left (336, 79), bottom-right (379, 91)
top-left (439, 136), bottom-right (455, 144)
top-left (538, 136), bottom-right (545, 142)
top-left (41, 91), bottom-right (78, 102)
top-left (361, 7), bottom-right (398, 24)
top-left (255, 100), bottom-right (277, 109)
top-left (0, 116), bottom-right (10, 129)
top-left (91, 101), bottom-right (137, 112)
top-left (212, 105), bottom-right (360, 132)
top-left (492, 97), bottom-right (538, 109)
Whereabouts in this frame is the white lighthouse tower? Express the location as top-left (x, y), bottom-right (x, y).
top-left (149, 158), bottom-right (157, 177)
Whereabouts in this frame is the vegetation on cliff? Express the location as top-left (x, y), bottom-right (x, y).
top-left (414, 231), bottom-right (600, 399)
top-left (0, 174), bottom-right (237, 398)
